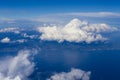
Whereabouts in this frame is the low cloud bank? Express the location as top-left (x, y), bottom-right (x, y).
top-left (47, 68), bottom-right (91, 80)
top-left (0, 27), bottom-right (20, 34)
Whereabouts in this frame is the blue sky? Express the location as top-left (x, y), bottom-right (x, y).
top-left (0, 0), bottom-right (120, 18)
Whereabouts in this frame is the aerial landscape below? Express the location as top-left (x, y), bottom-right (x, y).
top-left (0, 0), bottom-right (120, 80)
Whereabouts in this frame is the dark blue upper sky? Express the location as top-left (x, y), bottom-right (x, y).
top-left (0, 0), bottom-right (120, 18)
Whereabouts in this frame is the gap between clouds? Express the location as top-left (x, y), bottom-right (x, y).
top-left (37, 18), bottom-right (117, 43)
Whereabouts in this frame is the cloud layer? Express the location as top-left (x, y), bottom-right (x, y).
top-left (57, 12), bottom-right (120, 17)
top-left (38, 18), bottom-right (117, 43)
top-left (47, 68), bottom-right (91, 80)
top-left (0, 50), bottom-right (35, 80)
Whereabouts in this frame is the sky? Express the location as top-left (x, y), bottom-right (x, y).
top-left (0, 0), bottom-right (120, 19)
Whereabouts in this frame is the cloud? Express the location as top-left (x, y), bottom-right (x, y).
top-left (16, 39), bottom-right (27, 43)
top-left (0, 27), bottom-right (20, 34)
top-left (0, 38), bottom-right (27, 43)
top-left (37, 18), bottom-right (117, 43)
top-left (81, 23), bottom-right (117, 33)
top-left (33, 12), bottom-right (120, 23)
top-left (47, 68), bottom-right (91, 80)
top-left (56, 12), bottom-right (120, 17)
top-left (0, 18), bottom-right (15, 24)
top-left (0, 50), bottom-right (35, 80)
top-left (0, 37), bottom-right (10, 43)
top-left (22, 33), bottom-right (38, 39)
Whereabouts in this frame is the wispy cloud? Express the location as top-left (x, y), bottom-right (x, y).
top-left (0, 50), bottom-right (35, 80)
top-left (29, 12), bottom-right (120, 23)
top-left (0, 18), bottom-right (16, 24)
top-left (0, 12), bottom-right (120, 24)
top-left (0, 27), bottom-right (20, 34)
top-left (56, 12), bottom-right (120, 17)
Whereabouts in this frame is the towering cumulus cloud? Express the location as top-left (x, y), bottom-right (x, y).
top-left (0, 50), bottom-right (35, 80)
top-left (38, 18), bottom-right (117, 43)
top-left (47, 68), bottom-right (91, 80)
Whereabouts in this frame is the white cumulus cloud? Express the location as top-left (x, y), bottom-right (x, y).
top-left (47, 68), bottom-right (91, 80)
top-left (37, 18), bottom-right (117, 43)
top-left (0, 50), bottom-right (35, 80)
top-left (1, 37), bottom-right (10, 43)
